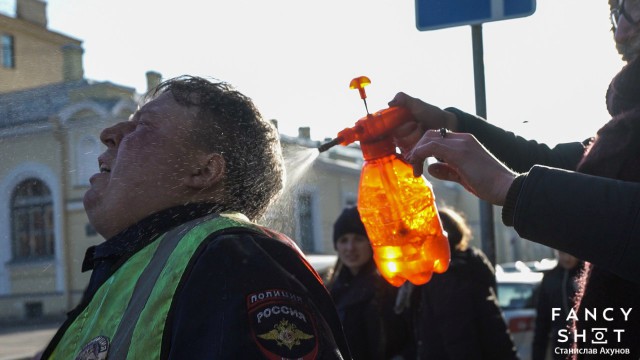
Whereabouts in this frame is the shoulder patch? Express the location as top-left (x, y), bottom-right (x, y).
top-left (247, 289), bottom-right (319, 360)
top-left (75, 335), bottom-right (109, 360)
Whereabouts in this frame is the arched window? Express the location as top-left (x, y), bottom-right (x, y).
top-left (11, 179), bottom-right (55, 260)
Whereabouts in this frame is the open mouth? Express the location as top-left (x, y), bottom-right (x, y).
top-left (99, 162), bottom-right (111, 174)
top-left (89, 162), bottom-right (111, 185)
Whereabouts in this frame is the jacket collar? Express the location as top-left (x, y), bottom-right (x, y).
top-left (82, 203), bottom-right (219, 272)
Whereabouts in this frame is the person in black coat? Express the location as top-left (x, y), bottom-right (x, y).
top-left (396, 207), bottom-right (519, 360)
top-left (327, 206), bottom-right (411, 360)
top-left (532, 251), bottom-right (583, 360)
top-left (387, 3), bottom-right (640, 356)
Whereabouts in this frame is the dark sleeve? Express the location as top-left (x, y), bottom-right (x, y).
top-left (163, 233), bottom-right (348, 359)
top-left (468, 254), bottom-right (520, 360)
top-left (362, 296), bottom-right (388, 360)
top-left (428, 267), bottom-right (519, 360)
top-left (377, 284), bottom-right (412, 359)
top-left (472, 248), bottom-right (498, 292)
top-left (428, 279), bottom-right (483, 360)
top-left (511, 165), bottom-right (640, 285)
top-left (531, 275), bottom-right (552, 360)
top-left (476, 287), bottom-right (521, 360)
top-left (447, 108), bottom-right (586, 172)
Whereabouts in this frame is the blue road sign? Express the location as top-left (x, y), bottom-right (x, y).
top-left (416, 0), bottom-right (536, 31)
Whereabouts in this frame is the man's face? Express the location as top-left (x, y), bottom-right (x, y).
top-left (612, 0), bottom-right (640, 61)
top-left (83, 91), bottom-right (204, 238)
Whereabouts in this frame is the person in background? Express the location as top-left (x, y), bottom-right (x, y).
top-left (532, 252), bottom-right (583, 360)
top-left (37, 76), bottom-right (350, 359)
top-left (396, 207), bottom-right (519, 360)
top-left (327, 206), bottom-right (411, 360)
top-left (388, 1), bottom-right (640, 357)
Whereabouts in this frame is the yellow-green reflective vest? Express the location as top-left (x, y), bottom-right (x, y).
top-left (48, 212), bottom-right (262, 360)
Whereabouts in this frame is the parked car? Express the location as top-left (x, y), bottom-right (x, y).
top-left (497, 258), bottom-right (557, 274)
top-left (496, 270), bottom-right (543, 360)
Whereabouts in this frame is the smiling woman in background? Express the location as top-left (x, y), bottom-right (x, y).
top-left (327, 206), bottom-right (412, 360)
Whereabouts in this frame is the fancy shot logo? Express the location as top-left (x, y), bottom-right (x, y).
top-left (553, 307), bottom-right (633, 357)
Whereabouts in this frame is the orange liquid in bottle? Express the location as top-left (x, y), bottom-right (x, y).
top-left (357, 140), bottom-right (450, 287)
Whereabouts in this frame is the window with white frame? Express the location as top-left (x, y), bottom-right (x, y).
top-left (11, 179), bottom-right (55, 261)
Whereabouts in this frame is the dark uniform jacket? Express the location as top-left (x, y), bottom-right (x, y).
top-left (42, 203), bottom-right (351, 359)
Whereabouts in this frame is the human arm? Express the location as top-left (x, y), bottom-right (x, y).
top-left (506, 165), bottom-right (640, 285)
top-left (406, 131), bottom-right (640, 284)
top-left (390, 92), bottom-right (586, 172)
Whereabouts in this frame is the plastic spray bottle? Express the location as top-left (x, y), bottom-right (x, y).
top-left (318, 77), bottom-right (450, 286)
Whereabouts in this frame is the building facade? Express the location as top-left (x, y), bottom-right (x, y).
top-left (0, 80), bottom-right (137, 321)
top-left (0, 0), bottom-right (83, 93)
top-left (0, 0), bottom-right (139, 321)
top-left (0, 0), bottom-right (366, 322)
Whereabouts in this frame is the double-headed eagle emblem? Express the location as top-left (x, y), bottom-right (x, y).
top-left (258, 319), bottom-right (314, 349)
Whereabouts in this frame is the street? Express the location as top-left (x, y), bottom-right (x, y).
top-left (0, 321), bottom-right (59, 360)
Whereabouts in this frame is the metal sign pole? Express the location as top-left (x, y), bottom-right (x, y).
top-left (471, 24), bottom-right (497, 266)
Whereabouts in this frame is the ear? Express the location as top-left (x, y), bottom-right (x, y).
top-left (184, 153), bottom-right (226, 189)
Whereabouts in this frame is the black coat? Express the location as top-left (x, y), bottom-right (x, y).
top-left (532, 264), bottom-right (582, 360)
top-left (329, 260), bottom-right (411, 360)
top-left (409, 247), bottom-right (519, 360)
top-left (450, 57), bottom-right (640, 358)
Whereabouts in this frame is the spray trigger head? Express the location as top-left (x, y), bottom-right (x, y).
top-left (350, 76), bottom-right (371, 114)
top-left (349, 76), bottom-right (371, 99)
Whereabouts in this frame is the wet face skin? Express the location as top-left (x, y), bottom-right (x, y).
top-left (83, 91), bottom-right (224, 239)
top-left (335, 233), bottom-right (373, 275)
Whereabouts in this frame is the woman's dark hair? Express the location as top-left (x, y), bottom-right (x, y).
top-left (439, 207), bottom-right (472, 251)
top-left (147, 75), bottom-right (284, 221)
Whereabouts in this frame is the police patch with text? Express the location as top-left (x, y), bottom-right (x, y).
top-left (247, 289), bottom-right (318, 360)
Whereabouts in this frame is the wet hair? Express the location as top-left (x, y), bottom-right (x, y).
top-left (147, 75), bottom-right (284, 221)
top-left (438, 207), bottom-right (472, 252)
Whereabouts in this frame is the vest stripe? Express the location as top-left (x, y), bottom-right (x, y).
top-left (109, 220), bottom-right (196, 358)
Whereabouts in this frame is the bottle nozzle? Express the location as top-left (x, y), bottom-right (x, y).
top-left (318, 137), bottom-right (343, 153)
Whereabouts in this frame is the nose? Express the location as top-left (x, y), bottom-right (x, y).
top-left (99, 121), bottom-right (135, 148)
top-left (343, 239), bottom-right (355, 251)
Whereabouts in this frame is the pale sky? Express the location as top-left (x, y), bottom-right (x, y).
top-left (1, 0), bottom-right (625, 145)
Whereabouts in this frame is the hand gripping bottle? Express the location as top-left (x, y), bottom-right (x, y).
top-left (357, 133), bottom-right (450, 286)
